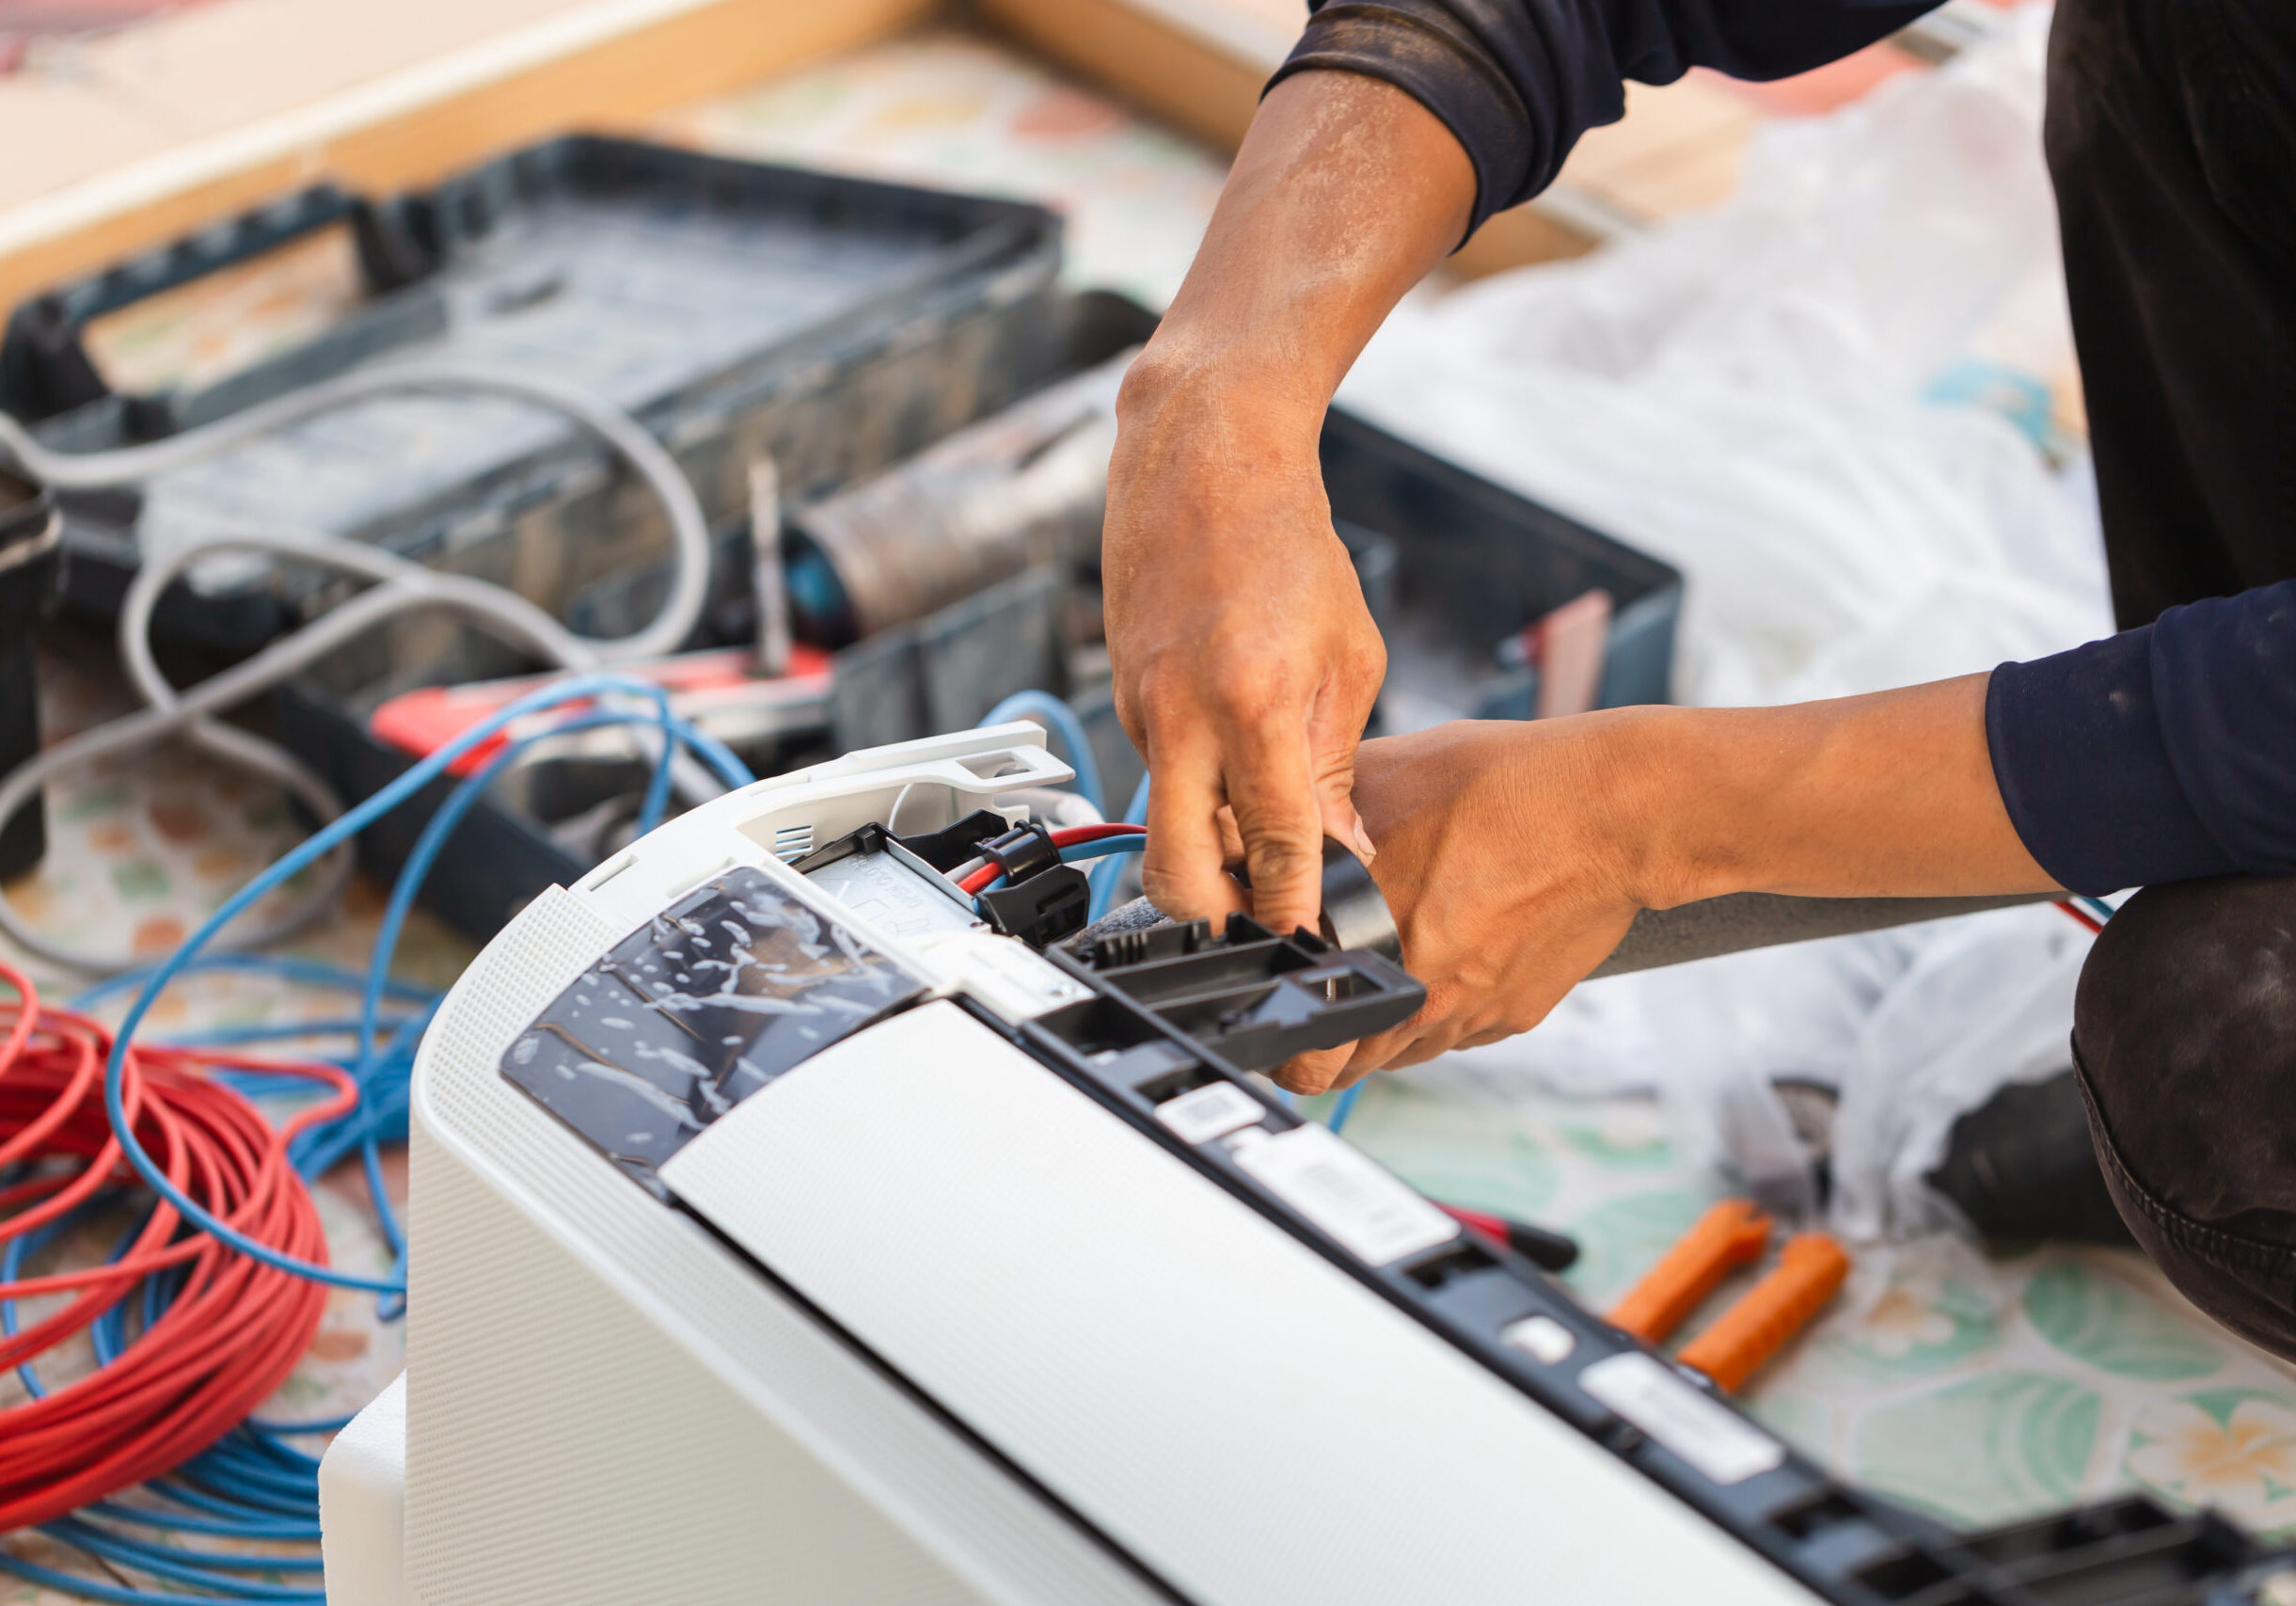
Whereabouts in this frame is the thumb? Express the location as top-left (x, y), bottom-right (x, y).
top-left (1309, 710), bottom-right (1376, 867)
top-left (1321, 785), bottom-right (1378, 869)
top-left (1275, 1042), bottom-right (1354, 1096)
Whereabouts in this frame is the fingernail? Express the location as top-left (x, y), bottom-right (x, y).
top-left (1350, 819), bottom-right (1378, 862)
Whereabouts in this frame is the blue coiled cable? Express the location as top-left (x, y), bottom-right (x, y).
top-left (93, 674), bottom-right (749, 1294)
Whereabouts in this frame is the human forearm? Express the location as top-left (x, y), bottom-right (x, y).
top-left (1605, 674), bottom-right (2061, 909)
top-left (1116, 70), bottom-right (1474, 425)
top-left (1273, 678), bottom-right (2056, 1089)
top-left (1102, 70), bottom-right (1473, 934)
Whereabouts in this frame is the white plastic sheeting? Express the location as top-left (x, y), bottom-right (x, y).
top-left (1337, 8), bottom-right (2115, 1237)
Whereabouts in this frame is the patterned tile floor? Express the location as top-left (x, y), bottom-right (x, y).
top-left (8, 23), bottom-right (2295, 1605)
top-left (1335, 1069), bottom-right (2296, 1535)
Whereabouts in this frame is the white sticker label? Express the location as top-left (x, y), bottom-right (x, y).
top-left (1231, 1123), bottom-right (1458, 1266)
top-left (912, 930), bottom-right (1091, 1020)
top-left (1577, 1353), bottom-right (1785, 1487)
top-left (1154, 1082), bottom-right (1265, 1145)
top-left (802, 847), bottom-right (983, 939)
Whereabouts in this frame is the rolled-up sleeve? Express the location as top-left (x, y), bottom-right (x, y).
top-left (1271, 0), bottom-right (1942, 234)
top-left (1987, 582), bottom-right (2296, 895)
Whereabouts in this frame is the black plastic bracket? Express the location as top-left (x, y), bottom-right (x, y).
top-left (1062, 913), bottom-right (1423, 1072)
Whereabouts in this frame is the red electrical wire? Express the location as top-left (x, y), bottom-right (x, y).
top-left (0, 961), bottom-right (342, 1531)
top-left (1046, 825), bottom-right (1148, 845)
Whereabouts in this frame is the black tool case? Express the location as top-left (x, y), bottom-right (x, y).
top-left (8, 136), bottom-right (1067, 665)
top-left (269, 283), bottom-right (1686, 944)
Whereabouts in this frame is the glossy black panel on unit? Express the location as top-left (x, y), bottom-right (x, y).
top-left (501, 867), bottom-right (925, 1193)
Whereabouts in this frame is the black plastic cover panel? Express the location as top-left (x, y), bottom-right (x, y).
top-left (1060, 914), bottom-right (1423, 1072)
top-left (501, 866), bottom-right (926, 1193)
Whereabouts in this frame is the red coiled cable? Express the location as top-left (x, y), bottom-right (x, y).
top-left (0, 961), bottom-right (342, 1530)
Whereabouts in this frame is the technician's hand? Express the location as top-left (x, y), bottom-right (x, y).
top-left (1100, 70), bottom-right (1477, 935)
top-left (1272, 676), bottom-right (2062, 1094)
top-left (1271, 720), bottom-right (1646, 1093)
top-left (1105, 376), bottom-right (1385, 937)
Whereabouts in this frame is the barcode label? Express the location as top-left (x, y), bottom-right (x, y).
top-left (1231, 1123), bottom-right (1457, 1266)
top-left (1155, 1082), bottom-right (1265, 1145)
top-left (1577, 1353), bottom-right (1784, 1486)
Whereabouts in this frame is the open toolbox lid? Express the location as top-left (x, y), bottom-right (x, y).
top-left (11, 137), bottom-right (1065, 654)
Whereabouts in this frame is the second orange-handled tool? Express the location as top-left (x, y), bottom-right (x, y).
top-left (1607, 1199), bottom-right (1852, 1392)
top-left (1678, 1233), bottom-right (1852, 1391)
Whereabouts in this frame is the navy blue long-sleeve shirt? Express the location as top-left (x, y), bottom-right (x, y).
top-left (1991, 585), bottom-right (2296, 895)
top-left (1275, 0), bottom-right (2296, 893)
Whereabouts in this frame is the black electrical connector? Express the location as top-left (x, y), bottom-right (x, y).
top-left (977, 823), bottom-right (1059, 886)
top-left (874, 812), bottom-right (1095, 947)
top-left (799, 814), bottom-right (1094, 947)
top-left (976, 865), bottom-right (1093, 948)
top-left (958, 823), bottom-right (1096, 946)
top-left (939, 820), bottom-right (1091, 946)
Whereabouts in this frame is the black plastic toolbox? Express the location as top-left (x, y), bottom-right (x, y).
top-left (9, 136), bottom-right (1067, 671)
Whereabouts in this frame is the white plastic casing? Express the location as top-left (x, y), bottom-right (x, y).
top-left (317, 1375), bottom-right (406, 1606)
top-left (342, 723), bottom-right (1819, 1606)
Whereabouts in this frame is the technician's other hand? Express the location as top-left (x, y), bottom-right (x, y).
top-left (1105, 372), bottom-right (1384, 937)
top-left (1273, 720), bottom-right (1644, 1093)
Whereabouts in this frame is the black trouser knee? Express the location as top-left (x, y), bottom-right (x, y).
top-left (2073, 875), bottom-right (2296, 1359)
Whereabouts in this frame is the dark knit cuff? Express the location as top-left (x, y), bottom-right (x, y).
top-left (1268, 2), bottom-right (1539, 237)
top-left (1987, 628), bottom-right (2237, 895)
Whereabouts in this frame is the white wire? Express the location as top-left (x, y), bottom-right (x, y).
top-left (0, 362), bottom-right (722, 973)
top-left (1, 361), bottom-right (712, 659)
